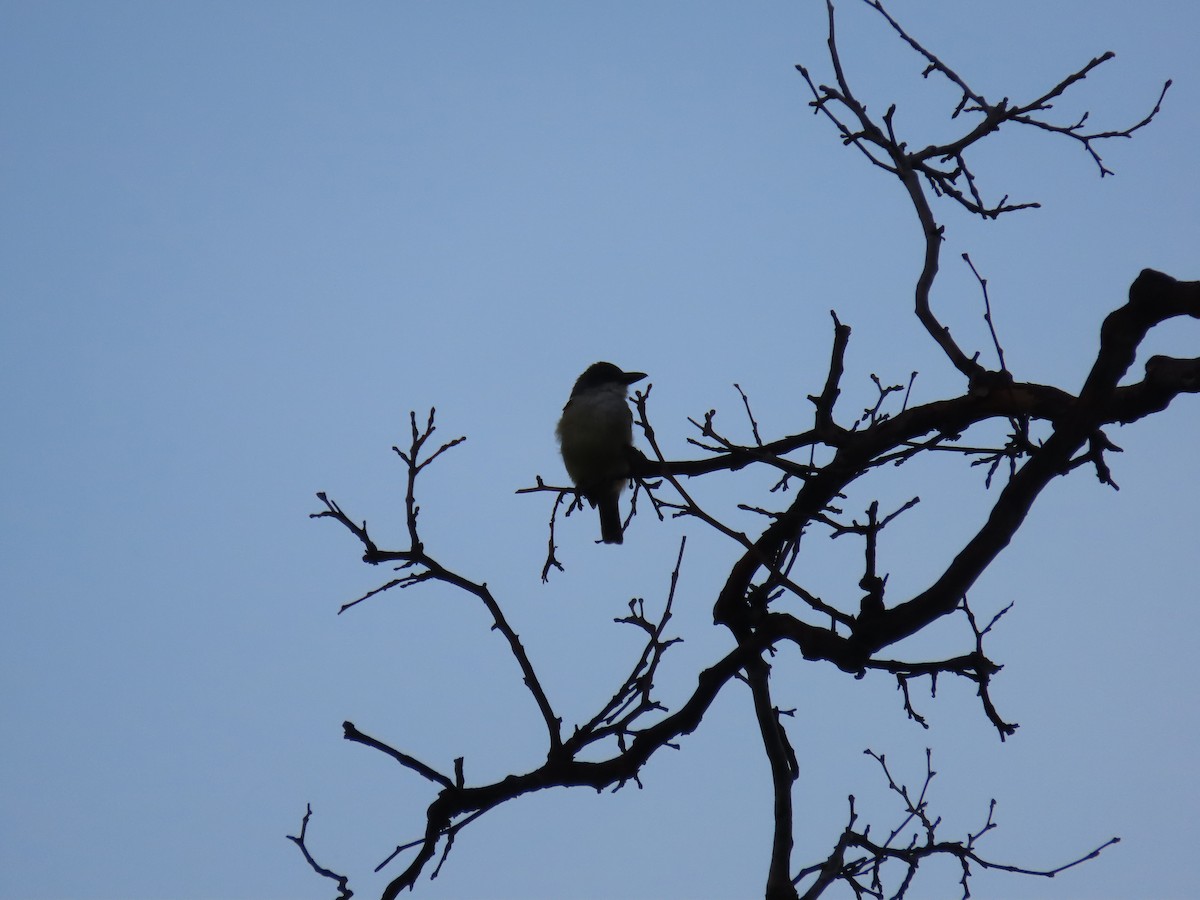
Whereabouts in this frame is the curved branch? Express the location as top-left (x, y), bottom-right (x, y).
top-left (379, 631), bottom-right (780, 897)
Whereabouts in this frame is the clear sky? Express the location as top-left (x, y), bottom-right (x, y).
top-left (2, 2), bottom-right (1197, 898)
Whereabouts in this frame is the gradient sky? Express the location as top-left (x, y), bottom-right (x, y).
top-left (3, 2), bottom-right (1198, 899)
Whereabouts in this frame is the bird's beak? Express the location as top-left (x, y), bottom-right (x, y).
top-left (622, 371), bottom-right (647, 385)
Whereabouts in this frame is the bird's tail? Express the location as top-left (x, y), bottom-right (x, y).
top-left (597, 496), bottom-right (624, 544)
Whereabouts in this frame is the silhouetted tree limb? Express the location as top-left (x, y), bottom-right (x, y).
top-left (296, 2), bottom-right (1190, 896)
top-left (288, 805), bottom-right (353, 900)
top-left (797, 0), bottom-right (1170, 379)
top-left (312, 413), bottom-right (563, 752)
top-left (746, 658), bottom-right (802, 900)
top-left (795, 750), bottom-right (1120, 899)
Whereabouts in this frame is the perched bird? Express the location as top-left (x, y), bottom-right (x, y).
top-left (556, 361), bottom-right (647, 544)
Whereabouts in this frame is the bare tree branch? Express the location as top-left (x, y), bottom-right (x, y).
top-left (287, 805), bottom-right (353, 900)
top-left (794, 750), bottom-right (1120, 898)
top-left (300, 4), bottom-right (1189, 897)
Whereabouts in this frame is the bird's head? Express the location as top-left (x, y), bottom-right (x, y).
top-left (571, 362), bottom-right (647, 397)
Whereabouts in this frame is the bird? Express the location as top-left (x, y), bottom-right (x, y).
top-left (556, 361), bottom-right (647, 544)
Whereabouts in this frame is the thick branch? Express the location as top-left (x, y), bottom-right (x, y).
top-left (746, 660), bottom-right (800, 900)
top-left (715, 271), bottom-right (1198, 655)
top-left (868, 270), bottom-right (1200, 646)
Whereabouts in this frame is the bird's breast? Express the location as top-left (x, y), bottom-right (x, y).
top-left (556, 390), bottom-right (634, 490)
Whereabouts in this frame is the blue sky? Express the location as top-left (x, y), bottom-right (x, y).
top-left (2, 2), bottom-right (1197, 898)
